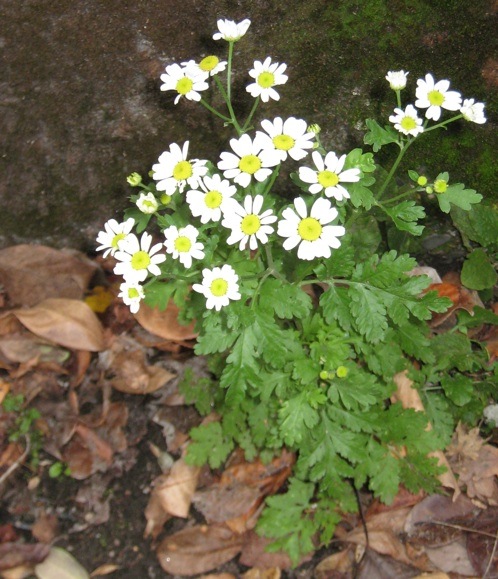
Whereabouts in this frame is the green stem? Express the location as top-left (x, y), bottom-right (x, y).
top-left (261, 165), bottom-right (280, 196)
top-left (376, 139), bottom-right (414, 201)
top-left (214, 75), bottom-right (242, 135)
top-left (383, 188), bottom-right (418, 205)
top-left (227, 41), bottom-right (234, 102)
top-left (241, 97), bottom-right (260, 132)
top-left (199, 99), bottom-right (231, 123)
top-left (422, 114), bottom-right (463, 134)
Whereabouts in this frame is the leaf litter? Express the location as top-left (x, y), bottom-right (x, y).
top-left (0, 245), bottom-right (497, 578)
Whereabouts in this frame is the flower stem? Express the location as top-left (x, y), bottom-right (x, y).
top-left (242, 97), bottom-right (260, 132)
top-left (199, 99), bottom-right (232, 123)
top-left (261, 165), bottom-right (280, 196)
top-left (376, 139), bottom-right (413, 201)
top-left (422, 114), bottom-right (463, 134)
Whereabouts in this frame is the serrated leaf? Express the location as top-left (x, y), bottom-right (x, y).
top-left (363, 118), bottom-right (399, 152)
top-left (451, 202), bottom-right (498, 249)
top-left (461, 248), bottom-right (497, 290)
top-left (349, 284), bottom-right (388, 343)
top-left (436, 183), bottom-right (483, 213)
top-left (440, 374), bottom-right (474, 407)
top-left (421, 391), bottom-right (455, 447)
top-left (259, 279), bottom-right (312, 319)
top-left (279, 391), bottom-right (320, 446)
top-left (385, 200), bottom-right (426, 236)
top-left (186, 421), bottom-right (234, 469)
top-left (320, 284), bottom-right (353, 331)
top-left (349, 181), bottom-right (375, 210)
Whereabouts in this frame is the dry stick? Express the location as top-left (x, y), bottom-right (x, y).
top-left (432, 520), bottom-right (498, 540)
top-left (0, 435), bottom-right (30, 486)
top-left (482, 529), bottom-right (498, 579)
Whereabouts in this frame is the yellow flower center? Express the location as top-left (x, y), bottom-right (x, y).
top-left (298, 217), bottom-right (322, 241)
top-left (317, 170), bottom-right (339, 188)
top-left (400, 116), bottom-right (417, 131)
top-left (210, 278), bottom-right (228, 297)
top-left (174, 236), bottom-right (192, 253)
top-left (173, 160), bottom-right (193, 181)
top-left (142, 200), bottom-right (157, 210)
top-left (111, 233), bottom-right (126, 249)
top-left (205, 190), bottom-right (223, 209)
top-left (199, 55), bottom-right (219, 72)
top-left (241, 214), bottom-right (261, 235)
top-left (239, 154), bottom-right (262, 175)
top-left (128, 288), bottom-right (140, 299)
top-left (130, 250), bottom-right (151, 270)
top-left (176, 77), bottom-right (194, 95)
top-left (257, 71), bottom-right (275, 88)
top-left (428, 90), bottom-right (445, 106)
top-left (273, 134), bottom-right (295, 151)
top-left (434, 179), bottom-right (448, 194)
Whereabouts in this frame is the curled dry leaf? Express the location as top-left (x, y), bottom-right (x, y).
top-left (0, 244), bottom-right (96, 307)
top-left (134, 300), bottom-right (197, 342)
top-left (156, 524), bottom-right (244, 576)
top-left (14, 299), bottom-right (106, 352)
top-left (427, 281), bottom-right (482, 329)
top-left (0, 542), bottom-right (50, 572)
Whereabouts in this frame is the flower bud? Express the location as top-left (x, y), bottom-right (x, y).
top-left (160, 194), bottom-right (172, 205)
top-left (417, 176), bottom-right (428, 187)
top-left (336, 366), bottom-right (348, 378)
top-left (127, 172), bottom-right (142, 186)
top-left (434, 179), bottom-right (448, 194)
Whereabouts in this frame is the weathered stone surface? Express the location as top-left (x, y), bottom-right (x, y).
top-left (1, 0), bottom-right (495, 249)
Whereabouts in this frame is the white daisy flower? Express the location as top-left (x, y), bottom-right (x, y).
top-left (192, 265), bottom-right (241, 311)
top-left (277, 197), bottom-right (346, 261)
top-left (118, 280), bottom-right (145, 314)
top-left (415, 73), bottom-right (462, 121)
top-left (96, 218), bottom-right (135, 258)
top-left (160, 63), bottom-right (209, 105)
top-left (218, 133), bottom-right (280, 188)
top-left (212, 18), bottom-right (251, 42)
top-left (222, 194), bottom-right (277, 251)
top-left (183, 56), bottom-right (227, 77)
top-left (389, 104), bottom-right (424, 137)
top-left (298, 150), bottom-right (361, 201)
top-left (257, 117), bottom-right (315, 162)
top-left (163, 224), bottom-right (205, 268)
top-left (385, 70), bottom-right (409, 90)
top-left (114, 232), bottom-right (166, 283)
top-left (136, 192), bottom-right (159, 214)
top-left (186, 174), bottom-right (238, 224)
top-left (152, 141), bottom-right (208, 195)
top-left (246, 57), bottom-right (288, 103)
top-left (460, 98), bottom-right (486, 124)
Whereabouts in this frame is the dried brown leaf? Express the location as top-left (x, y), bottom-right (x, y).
top-left (0, 543), bottom-right (50, 571)
top-left (156, 457), bottom-right (201, 518)
top-left (314, 546), bottom-right (355, 578)
top-left (31, 512), bottom-right (59, 544)
top-left (134, 300), bottom-right (197, 342)
top-left (34, 546), bottom-right (89, 579)
top-left (156, 524), bottom-right (244, 576)
top-left (14, 299), bottom-right (105, 352)
top-left (0, 245), bottom-right (96, 307)
top-left (239, 530), bottom-right (311, 570)
top-left (89, 563), bottom-right (121, 577)
top-left (241, 568), bottom-right (281, 579)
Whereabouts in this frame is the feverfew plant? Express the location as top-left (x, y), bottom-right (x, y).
top-left (97, 21), bottom-right (495, 563)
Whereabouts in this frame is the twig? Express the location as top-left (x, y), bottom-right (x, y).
top-left (0, 435), bottom-right (30, 486)
top-left (482, 529), bottom-right (498, 579)
top-left (432, 520), bottom-right (498, 540)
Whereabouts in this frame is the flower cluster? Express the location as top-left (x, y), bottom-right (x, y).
top-left (96, 18), bottom-right (362, 314)
top-left (385, 70), bottom-right (487, 137)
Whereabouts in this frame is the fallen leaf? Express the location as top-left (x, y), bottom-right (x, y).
top-left (0, 245), bottom-right (96, 307)
top-left (14, 299), bottom-right (106, 352)
top-left (427, 281), bottom-right (482, 329)
top-left (89, 563), bottom-right (121, 577)
top-left (34, 546), bottom-right (89, 579)
top-left (424, 537), bottom-right (476, 576)
top-left (241, 568), bottom-right (281, 579)
top-left (314, 546), bottom-right (355, 578)
top-left (466, 507), bottom-right (498, 576)
top-left (84, 286), bottom-right (114, 314)
top-left (156, 457), bottom-right (201, 518)
top-left (239, 530), bottom-right (311, 570)
top-left (31, 512), bottom-right (59, 544)
top-left (0, 543), bottom-right (50, 571)
top-left (156, 524), bottom-right (244, 576)
top-left (135, 300), bottom-right (197, 342)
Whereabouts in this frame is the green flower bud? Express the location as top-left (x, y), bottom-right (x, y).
top-left (308, 123), bottom-right (321, 135)
top-left (425, 186), bottom-right (433, 194)
top-left (160, 194), bottom-right (172, 205)
top-left (434, 179), bottom-right (448, 194)
top-left (417, 176), bottom-right (428, 187)
top-left (336, 366), bottom-right (348, 378)
top-left (319, 370), bottom-right (329, 381)
top-left (126, 172), bottom-right (142, 186)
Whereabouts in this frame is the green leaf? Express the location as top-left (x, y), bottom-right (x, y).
top-left (186, 421), bottom-right (234, 469)
top-left (259, 279), bottom-right (312, 319)
top-left (435, 183), bottom-right (483, 213)
top-left (348, 215), bottom-right (382, 260)
top-left (451, 201), bottom-right (498, 249)
top-left (349, 182), bottom-right (376, 210)
top-left (461, 249), bottom-right (497, 290)
top-left (421, 391), bottom-right (455, 447)
top-left (440, 374), bottom-right (474, 407)
top-left (363, 119), bottom-right (399, 152)
top-left (349, 284), bottom-right (388, 343)
top-left (384, 201), bottom-right (426, 236)
top-left (320, 284), bottom-right (353, 331)
top-left (257, 478), bottom-right (316, 566)
top-left (195, 313), bottom-right (238, 355)
top-left (143, 279), bottom-right (175, 311)
top-left (279, 390), bottom-right (321, 446)
top-left (344, 148), bottom-right (376, 173)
